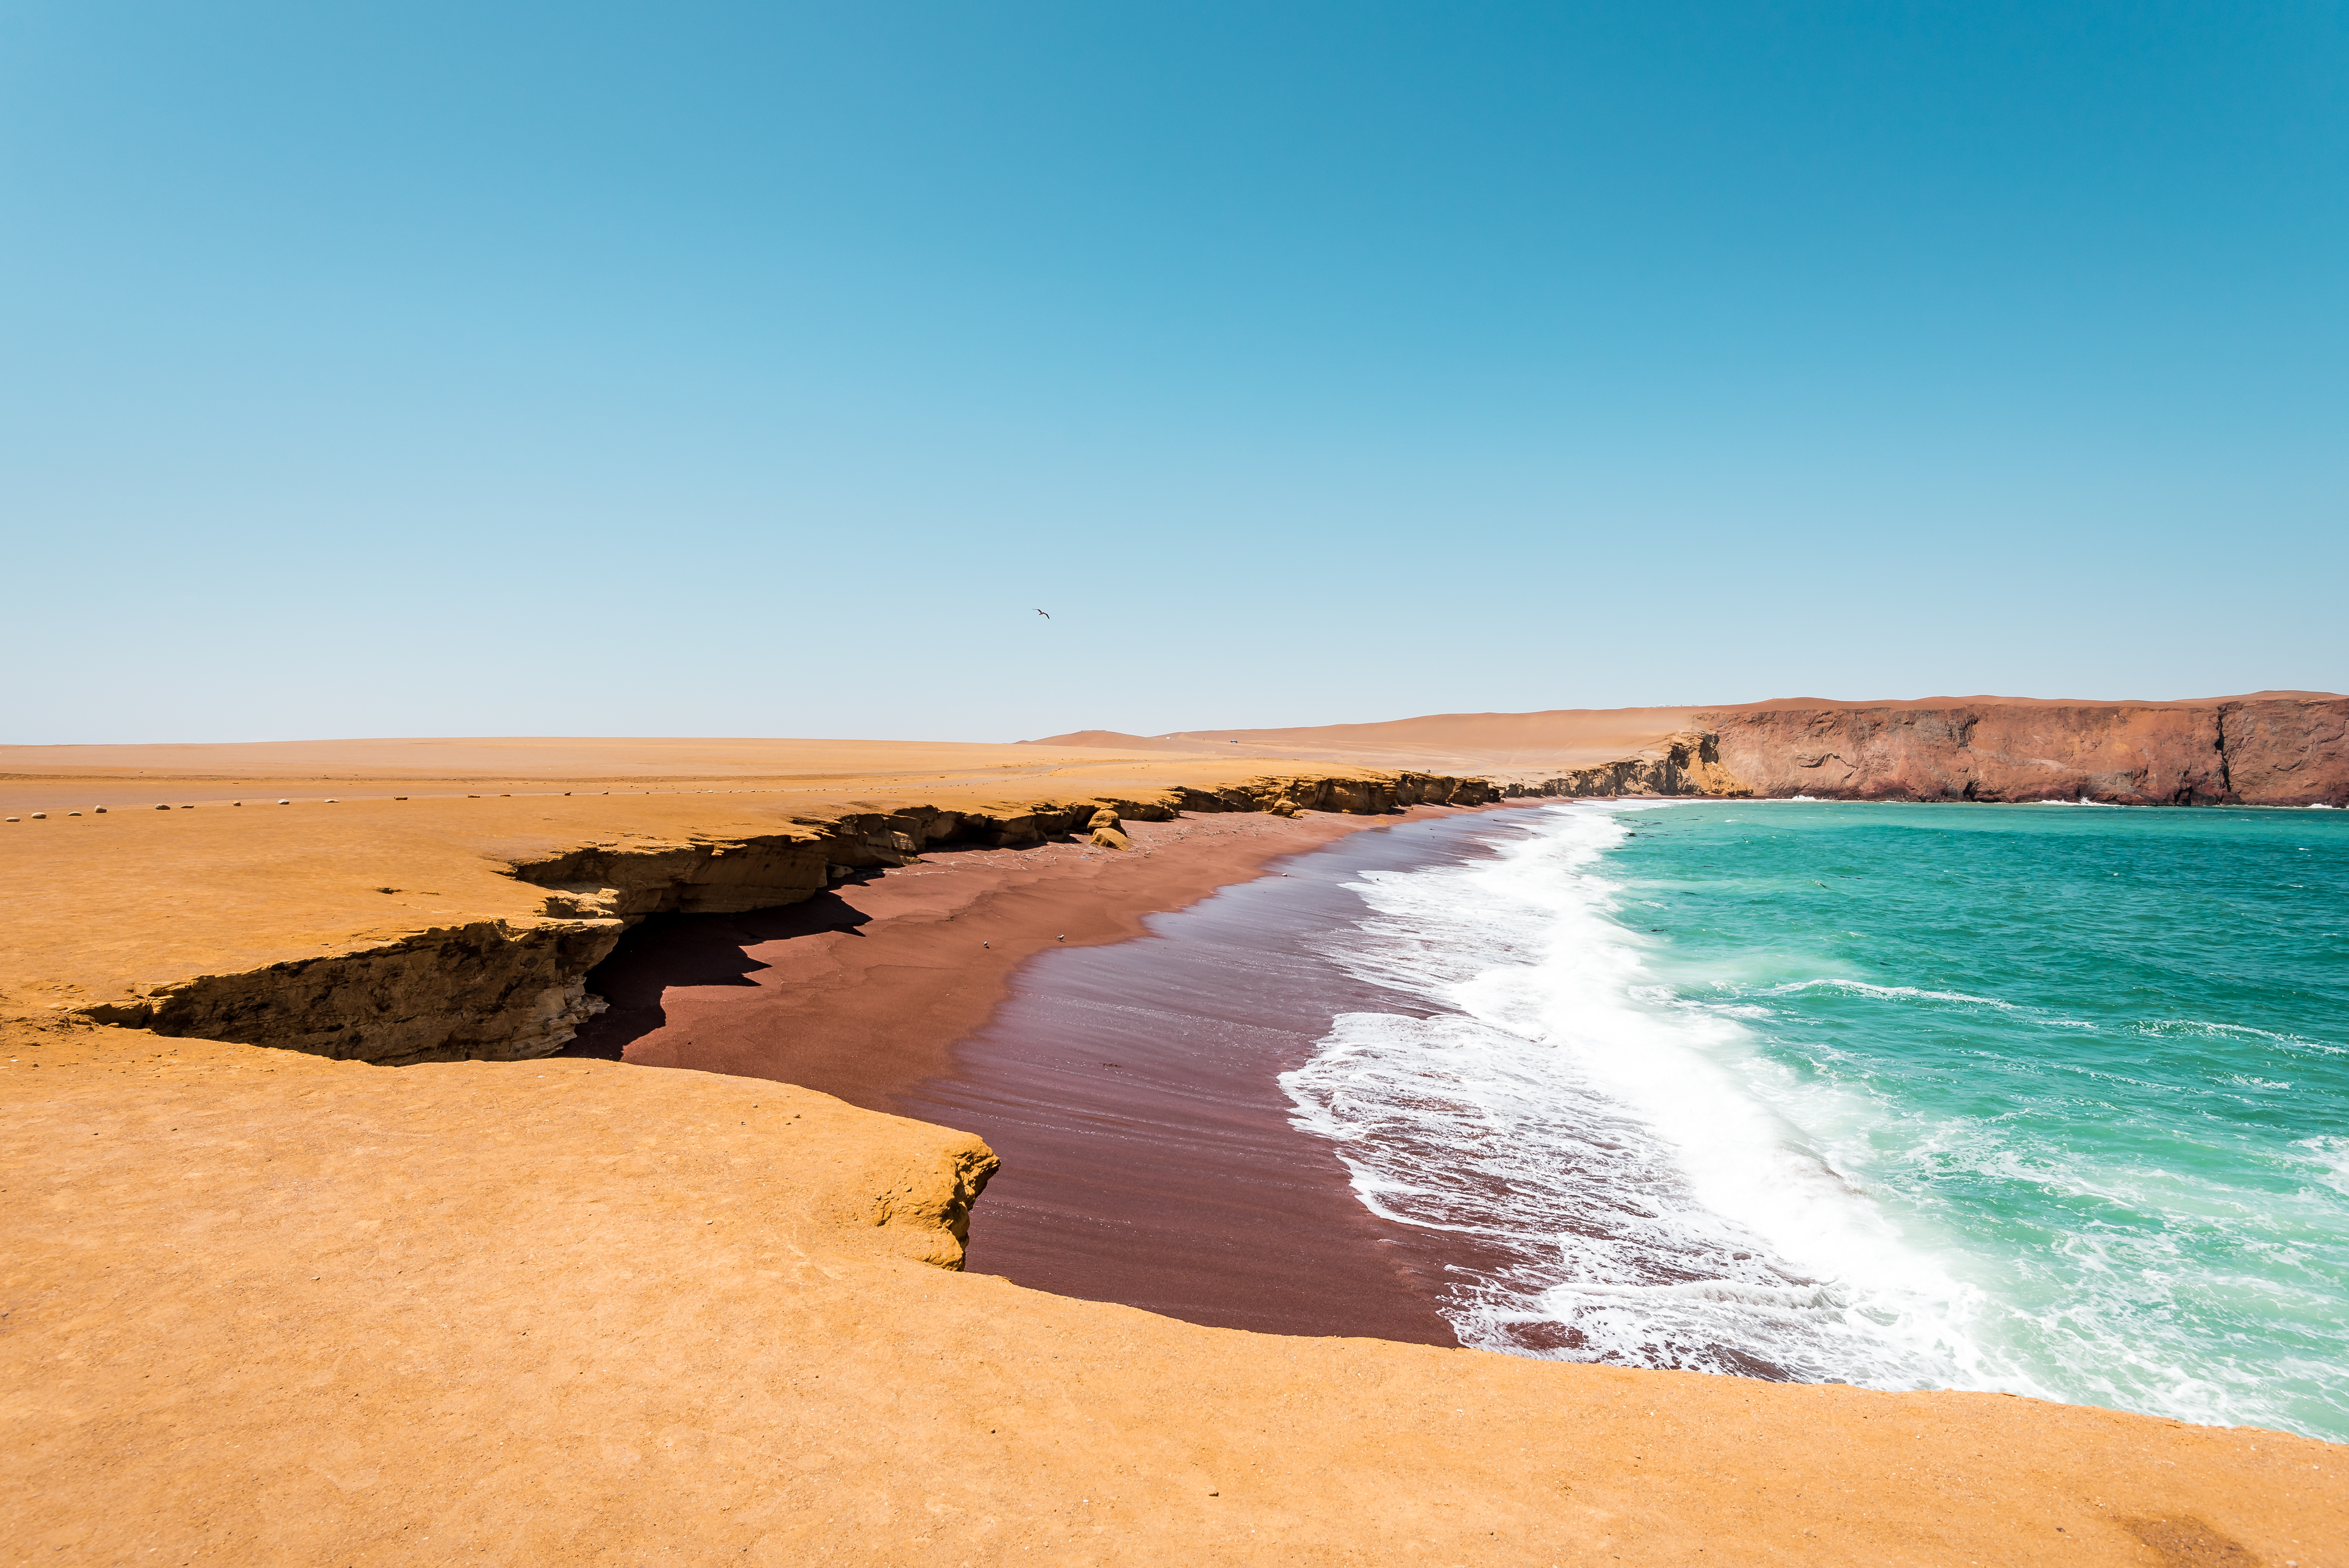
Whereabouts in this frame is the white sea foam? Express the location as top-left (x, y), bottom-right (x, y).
top-left (1764, 978), bottom-right (2019, 1010)
top-left (2296, 1137), bottom-right (2349, 1197)
top-left (1280, 803), bottom-right (2035, 1392)
top-left (2138, 1018), bottom-right (2305, 1046)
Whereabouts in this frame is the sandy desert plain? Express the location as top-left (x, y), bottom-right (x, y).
top-left (3, 711), bottom-right (2344, 1566)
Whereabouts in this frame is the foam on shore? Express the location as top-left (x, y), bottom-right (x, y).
top-left (1282, 803), bottom-right (2010, 1387)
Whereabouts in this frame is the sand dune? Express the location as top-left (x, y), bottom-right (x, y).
top-left (1028, 708), bottom-right (1705, 771)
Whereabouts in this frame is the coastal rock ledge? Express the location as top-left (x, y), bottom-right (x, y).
top-left (1508, 694), bottom-right (2349, 807)
top-left (67, 769), bottom-right (1496, 1067)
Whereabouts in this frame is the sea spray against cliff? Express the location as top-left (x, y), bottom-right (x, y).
top-left (1281, 799), bottom-right (2349, 1441)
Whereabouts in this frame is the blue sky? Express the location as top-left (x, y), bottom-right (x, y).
top-left (4, 2), bottom-right (2343, 743)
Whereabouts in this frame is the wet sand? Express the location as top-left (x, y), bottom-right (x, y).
top-left (560, 808), bottom-right (1476, 1094)
top-left (898, 813), bottom-right (1537, 1344)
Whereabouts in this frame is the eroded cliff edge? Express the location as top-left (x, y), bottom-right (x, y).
top-left (1508, 694), bottom-right (2349, 807)
top-left (65, 770), bottom-right (1494, 1068)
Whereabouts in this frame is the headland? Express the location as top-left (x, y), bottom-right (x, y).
top-left (1033, 689), bottom-right (2349, 806)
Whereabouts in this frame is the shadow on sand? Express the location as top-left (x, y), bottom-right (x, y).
top-left (556, 875), bottom-right (883, 1061)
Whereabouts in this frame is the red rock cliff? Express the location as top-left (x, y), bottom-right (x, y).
top-left (1527, 694), bottom-right (2349, 807)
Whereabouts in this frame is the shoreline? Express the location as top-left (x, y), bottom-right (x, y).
top-left (558, 802), bottom-right (1504, 1103)
top-left (559, 803), bottom-right (1529, 1345)
top-left (3, 740), bottom-right (2340, 1564)
top-left (900, 809), bottom-right (1548, 1345)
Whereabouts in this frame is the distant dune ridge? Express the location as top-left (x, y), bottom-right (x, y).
top-left (1027, 690), bottom-right (2349, 806)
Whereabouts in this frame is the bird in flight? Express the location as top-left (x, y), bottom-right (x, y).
top-left (1035, 608), bottom-right (1051, 618)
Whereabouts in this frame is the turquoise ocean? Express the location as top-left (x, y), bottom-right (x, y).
top-left (1280, 799), bottom-right (2349, 1441)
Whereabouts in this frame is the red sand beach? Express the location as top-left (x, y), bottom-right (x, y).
top-left (894, 811), bottom-right (1555, 1345)
top-left (562, 804), bottom-right (1533, 1344)
top-left (559, 807), bottom-right (1466, 1096)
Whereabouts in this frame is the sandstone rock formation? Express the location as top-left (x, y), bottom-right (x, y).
top-left (77, 919), bottom-right (622, 1064)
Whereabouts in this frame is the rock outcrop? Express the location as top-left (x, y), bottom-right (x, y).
top-left (1085, 805), bottom-right (1132, 850)
top-left (1509, 695), bottom-right (2349, 807)
top-left (1510, 729), bottom-right (1742, 800)
top-left (77, 919), bottom-right (624, 1065)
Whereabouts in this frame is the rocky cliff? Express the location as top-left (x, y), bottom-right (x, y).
top-left (1510, 695), bottom-right (2349, 806)
top-left (69, 770), bottom-right (1498, 1066)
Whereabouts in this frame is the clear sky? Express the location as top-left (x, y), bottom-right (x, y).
top-left (4, 3), bottom-right (2343, 744)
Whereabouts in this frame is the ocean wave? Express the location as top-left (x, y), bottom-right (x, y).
top-left (2293, 1137), bottom-right (2349, 1197)
top-left (1283, 803), bottom-right (2022, 1392)
top-left (1278, 797), bottom-right (2349, 1438)
top-left (2134, 1018), bottom-right (2330, 1049)
top-left (1763, 977), bottom-right (2019, 1010)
